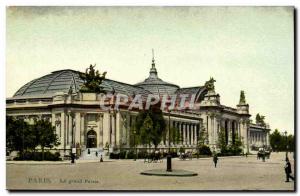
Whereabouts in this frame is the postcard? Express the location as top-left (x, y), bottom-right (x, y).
top-left (6, 6), bottom-right (295, 191)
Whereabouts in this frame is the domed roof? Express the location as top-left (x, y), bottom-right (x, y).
top-left (13, 69), bottom-right (83, 98)
top-left (135, 58), bottom-right (179, 96)
top-left (13, 69), bottom-right (150, 99)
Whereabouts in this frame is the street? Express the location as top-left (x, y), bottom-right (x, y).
top-left (6, 152), bottom-right (294, 190)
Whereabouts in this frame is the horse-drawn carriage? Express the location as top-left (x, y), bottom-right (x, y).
top-left (179, 151), bottom-right (193, 160)
top-left (257, 148), bottom-right (271, 160)
top-left (144, 151), bottom-right (163, 163)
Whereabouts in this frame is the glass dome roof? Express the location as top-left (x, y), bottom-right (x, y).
top-left (135, 58), bottom-right (179, 96)
top-left (13, 69), bottom-right (150, 99)
top-left (11, 59), bottom-right (205, 101)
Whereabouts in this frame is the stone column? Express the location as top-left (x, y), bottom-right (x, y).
top-left (211, 116), bottom-right (214, 146)
top-left (266, 131), bottom-right (270, 147)
top-left (102, 112), bottom-right (110, 147)
top-left (238, 122), bottom-right (241, 139)
top-left (80, 113), bottom-right (85, 146)
top-left (194, 124), bottom-right (197, 146)
top-left (75, 112), bottom-right (81, 145)
top-left (116, 112), bottom-right (121, 147)
top-left (186, 124), bottom-right (190, 146)
top-left (126, 113), bottom-right (130, 147)
top-left (60, 112), bottom-right (66, 149)
top-left (232, 121), bottom-right (236, 144)
top-left (176, 122), bottom-right (179, 145)
top-left (68, 112), bottom-right (73, 147)
top-left (195, 123), bottom-right (201, 145)
top-left (120, 113), bottom-right (127, 146)
top-left (228, 120), bottom-right (232, 145)
top-left (51, 113), bottom-right (55, 127)
top-left (241, 119), bottom-right (249, 153)
top-left (207, 115), bottom-right (212, 146)
top-left (179, 122), bottom-right (183, 145)
top-left (170, 120), bottom-right (174, 146)
top-left (111, 112), bottom-right (116, 148)
top-left (96, 114), bottom-right (101, 148)
top-left (183, 123), bottom-right (186, 145)
top-left (166, 119), bottom-right (170, 146)
top-left (99, 114), bottom-right (103, 148)
top-left (213, 116), bottom-right (218, 146)
top-left (65, 113), bottom-right (70, 145)
top-left (190, 124), bottom-right (194, 145)
top-left (194, 124), bottom-right (197, 145)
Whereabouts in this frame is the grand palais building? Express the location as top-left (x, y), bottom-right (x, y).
top-left (6, 57), bottom-right (270, 158)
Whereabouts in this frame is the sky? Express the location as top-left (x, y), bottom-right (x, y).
top-left (6, 6), bottom-right (294, 134)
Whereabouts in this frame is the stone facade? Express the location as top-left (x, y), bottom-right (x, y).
top-left (6, 59), bottom-right (270, 157)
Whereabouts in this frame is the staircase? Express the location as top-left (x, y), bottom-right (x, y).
top-left (80, 148), bottom-right (109, 160)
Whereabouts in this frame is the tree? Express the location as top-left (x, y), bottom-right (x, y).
top-left (270, 129), bottom-right (283, 152)
top-left (287, 134), bottom-right (295, 152)
top-left (196, 125), bottom-right (210, 156)
top-left (169, 126), bottom-right (181, 145)
top-left (33, 119), bottom-right (60, 160)
top-left (79, 64), bottom-right (107, 93)
top-left (229, 133), bottom-right (243, 155)
top-left (135, 108), bottom-right (166, 150)
top-left (140, 114), bottom-right (153, 149)
top-left (6, 116), bottom-right (36, 155)
top-left (217, 127), bottom-right (227, 154)
top-left (197, 125), bottom-right (208, 147)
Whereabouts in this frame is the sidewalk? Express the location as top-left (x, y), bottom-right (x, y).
top-left (6, 159), bottom-right (106, 165)
top-left (6, 155), bottom-right (255, 165)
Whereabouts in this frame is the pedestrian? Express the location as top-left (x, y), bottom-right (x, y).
top-left (213, 154), bottom-right (218, 168)
top-left (284, 158), bottom-right (294, 182)
top-left (71, 153), bottom-right (75, 164)
top-left (100, 154), bottom-right (103, 162)
top-left (262, 153), bottom-right (265, 162)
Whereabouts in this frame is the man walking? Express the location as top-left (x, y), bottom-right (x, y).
top-left (213, 154), bottom-right (218, 168)
top-left (285, 158), bottom-right (294, 182)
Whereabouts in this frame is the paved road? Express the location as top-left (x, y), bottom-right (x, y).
top-left (6, 152), bottom-right (294, 190)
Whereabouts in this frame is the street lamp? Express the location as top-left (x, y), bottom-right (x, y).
top-left (166, 109), bottom-right (172, 172)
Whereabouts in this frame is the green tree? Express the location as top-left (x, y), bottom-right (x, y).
top-left (135, 109), bottom-right (166, 150)
top-left (197, 125), bottom-right (208, 147)
top-left (33, 119), bottom-right (60, 160)
top-left (217, 128), bottom-right (227, 154)
top-left (196, 125), bottom-right (209, 156)
top-left (6, 116), bottom-right (36, 155)
top-left (140, 114), bottom-right (153, 149)
top-left (79, 64), bottom-right (107, 93)
top-left (229, 133), bottom-right (243, 155)
top-left (169, 126), bottom-right (180, 145)
top-left (269, 129), bottom-right (282, 152)
top-left (287, 134), bottom-right (295, 152)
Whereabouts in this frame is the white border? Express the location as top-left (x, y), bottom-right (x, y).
top-left (0, 1), bottom-right (298, 196)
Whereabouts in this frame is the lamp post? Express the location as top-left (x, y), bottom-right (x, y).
top-left (166, 109), bottom-right (172, 172)
top-left (284, 131), bottom-right (288, 158)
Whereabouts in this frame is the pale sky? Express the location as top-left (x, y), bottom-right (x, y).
top-left (6, 6), bottom-right (294, 134)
